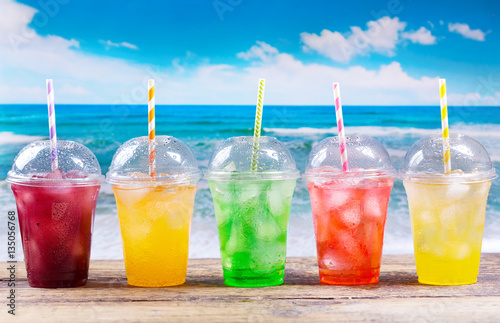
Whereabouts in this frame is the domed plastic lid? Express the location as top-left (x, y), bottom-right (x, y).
top-left (400, 133), bottom-right (497, 183)
top-left (304, 135), bottom-right (396, 179)
top-left (6, 140), bottom-right (104, 186)
top-left (205, 136), bottom-right (299, 180)
top-left (106, 136), bottom-right (201, 185)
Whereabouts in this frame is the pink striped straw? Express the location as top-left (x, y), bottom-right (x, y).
top-left (333, 82), bottom-right (349, 171)
top-left (46, 79), bottom-right (58, 171)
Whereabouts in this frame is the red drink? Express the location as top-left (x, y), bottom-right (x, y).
top-left (307, 174), bottom-right (393, 285)
top-left (7, 140), bottom-right (103, 288)
top-left (11, 170), bottom-right (100, 288)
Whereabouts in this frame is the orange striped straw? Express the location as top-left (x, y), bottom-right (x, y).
top-left (439, 78), bottom-right (451, 173)
top-left (148, 79), bottom-right (156, 177)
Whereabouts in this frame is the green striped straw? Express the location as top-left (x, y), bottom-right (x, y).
top-left (251, 79), bottom-right (266, 171)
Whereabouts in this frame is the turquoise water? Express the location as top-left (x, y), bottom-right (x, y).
top-left (1, 104), bottom-right (500, 259)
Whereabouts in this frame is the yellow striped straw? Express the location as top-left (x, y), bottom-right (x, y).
top-left (440, 78), bottom-right (451, 173)
top-left (251, 78), bottom-right (266, 171)
top-left (148, 79), bottom-right (156, 177)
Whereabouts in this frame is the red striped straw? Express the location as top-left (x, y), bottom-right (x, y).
top-left (333, 82), bottom-right (349, 171)
top-left (148, 79), bottom-right (156, 177)
top-left (46, 79), bottom-right (58, 171)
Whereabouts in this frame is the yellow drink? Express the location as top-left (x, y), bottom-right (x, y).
top-left (403, 180), bottom-right (491, 285)
top-left (112, 184), bottom-right (197, 287)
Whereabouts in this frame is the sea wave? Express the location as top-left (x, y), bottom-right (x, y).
top-left (0, 132), bottom-right (44, 145)
top-left (265, 124), bottom-right (500, 138)
top-left (264, 126), bottom-right (437, 136)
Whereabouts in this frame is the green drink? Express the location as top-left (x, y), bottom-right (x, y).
top-left (209, 179), bottom-right (296, 287)
top-left (206, 136), bottom-right (299, 287)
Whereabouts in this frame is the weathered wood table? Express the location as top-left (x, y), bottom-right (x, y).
top-left (1, 255), bottom-right (499, 322)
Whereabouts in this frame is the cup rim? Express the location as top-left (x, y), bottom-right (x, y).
top-left (107, 170), bottom-right (202, 185)
top-left (6, 173), bottom-right (104, 186)
top-left (303, 168), bottom-right (396, 181)
top-left (204, 169), bottom-right (300, 181)
top-left (399, 169), bottom-right (497, 184)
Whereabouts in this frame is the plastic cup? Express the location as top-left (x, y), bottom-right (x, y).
top-left (304, 136), bottom-right (395, 285)
top-left (400, 134), bottom-right (496, 285)
top-left (6, 140), bottom-right (103, 288)
top-left (205, 136), bottom-right (299, 287)
top-left (106, 136), bottom-right (201, 287)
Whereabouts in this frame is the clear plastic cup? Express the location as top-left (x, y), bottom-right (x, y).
top-left (400, 133), bottom-right (497, 285)
top-left (6, 140), bottom-right (103, 288)
top-left (205, 136), bottom-right (299, 287)
top-left (106, 136), bottom-right (201, 287)
top-left (304, 135), bottom-right (395, 285)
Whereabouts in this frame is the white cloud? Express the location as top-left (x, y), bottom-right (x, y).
top-left (165, 41), bottom-right (439, 106)
top-left (301, 17), bottom-right (437, 63)
top-left (300, 17), bottom-right (406, 63)
top-left (402, 27), bottom-right (436, 45)
top-left (99, 40), bottom-right (139, 50)
top-left (448, 22), bottom-right (487, 41)
top-left (237, 41), bottom-right (280, 61)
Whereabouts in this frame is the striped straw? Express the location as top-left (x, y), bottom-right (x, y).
top-left (148, 79), bottom-right (156, 177)
top-left (333, 82), bottom-right (349, 171)
top-left (250, 78), bottom-right (266, 171)
top-left (440, 78), bottom-right (451, 173)
top-left (46, 79), bottom-right (58, 171)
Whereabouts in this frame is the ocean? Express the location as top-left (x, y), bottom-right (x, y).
top-left (1, 104), bottom-right (500, 261)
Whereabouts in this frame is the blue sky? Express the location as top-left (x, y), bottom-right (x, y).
top-left (0, 0), bottom-right (499, 105)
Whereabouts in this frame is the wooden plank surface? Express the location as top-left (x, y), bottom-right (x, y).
top-left (1, 255), bottom-right (500, 322)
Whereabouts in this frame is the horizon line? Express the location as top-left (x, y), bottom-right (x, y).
top-left (1, 104), bottom-right (500, 108)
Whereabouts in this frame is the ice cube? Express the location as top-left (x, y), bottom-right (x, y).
top-left (363, 194), bottom-right (386, 221)
top-left (335, 231), bottom-right (362, 268)
top-left (224, 223), bottom-right (243, 256)
top-left (315, 212), bottom-right (334, 243)
top-left (255, 216), bottom-right (282, 241)
top-left (249, 241), bottom-right (284, 270)
top-left (445, 184), bottom-right (470, 201)
top-left (64, 170), bottom-right (88, 179)
top-left (417, 211), bottom-right (436, 225)
top-left (266, 181), bottom-right (294, 228)
top-left (129, 172), bottom-right (151, 179)
top-left (319, 250), bottom-right (336, 269)
top-left (223, 161), bottom-right (237, 172)
top-left (455, 243), bottom-right (471, 260)
top-left (162, 194), bottom-right (190, 229)
top-left (239, 182), bottom-right (262, 204)
top-left (325, 189), bottom-right (355, 210)
top-left (115, 187), bottom-right (153, 209)
top-left (126, 217), bottom-right (153, 240)
top-left (46, 168), bottom-right (64, 179)
top-left (472, 182), bottom-right (490, 200)
top-left (338, 200), bottom-right (362, 229)
top-left (438, 205), bottom-right (456, 226)
top-left (319, 249), bottom-right (349, 270)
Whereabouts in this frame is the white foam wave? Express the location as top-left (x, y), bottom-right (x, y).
top-left (0, 132), bottom-right (44, 145)
top-left (265, 124), bottom-right (500, 138)
top-left (264, 126), bottom-right (436, 136)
